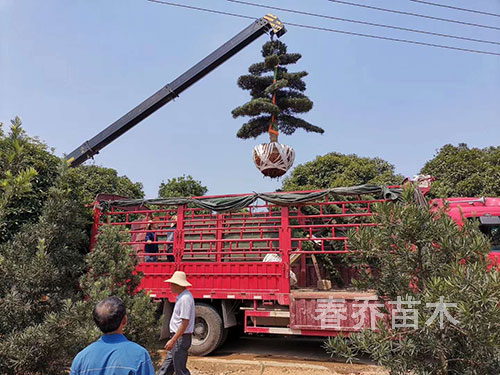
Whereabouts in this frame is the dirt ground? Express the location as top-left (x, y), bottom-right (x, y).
top-left (185, 356), bottom-right (386, 375)
top-left (156, 335), bottom-right (387, 375)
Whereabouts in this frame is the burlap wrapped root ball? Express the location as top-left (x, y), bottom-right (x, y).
top-left (253, 142), bottom-right (295, 178)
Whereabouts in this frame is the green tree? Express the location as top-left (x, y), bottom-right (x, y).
top-left (0, 200), bottom-right (158, 374)
top-left (232, 40), bottom-right (323, 141)
top-left (282, 152), bottom-right (403, 191)
top-left (0, 170), bottom-right (89, 374)
top-left (0, 226), bottom-right (159, 375)
top-left (282, 152), bottom-right (403, 286)
top-left (158, 175), bottom-right (207, 198)
top-left (0, 117), bottom-right (143, 239)
top-left (325, 188), bottom-right (500, 374)
top-left (67, 165), bottom-right (144, 205)
top-left (78, 225), bottom-right (158, 350)
top-left (0, 117), bottom-right (60, 242)
top-left (0, 119), bottom-right (156, 374)
top-left (421, 143), bottom-right (500, 198)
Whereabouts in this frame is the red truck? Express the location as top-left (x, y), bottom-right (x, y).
top-left (92, 184), bottom-right (500, 355)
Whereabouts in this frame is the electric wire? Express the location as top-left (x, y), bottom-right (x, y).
top-left (147, 0), bottom-right (500, 57)
top-left (326, 0), bottom-right (500, 31)
top-left (409, 0), bottom-right (500, 18)
top-left (148, 0), bottom-right (255, 21)
top-left (227, 0), bottom-right (500, 46)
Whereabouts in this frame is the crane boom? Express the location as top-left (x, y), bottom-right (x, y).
top-left (66, 14), bottom-right (286, 167)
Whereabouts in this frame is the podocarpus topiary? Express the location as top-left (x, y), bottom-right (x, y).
top-left (232, 39), bottom-right (324, 178)
top-left (232, 39), bottom-right (323, 140)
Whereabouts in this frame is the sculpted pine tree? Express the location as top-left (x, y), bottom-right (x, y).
top-left (232, 40), bottom-right (324, 141)
top-left (232, 40), bottom-right (323, 178)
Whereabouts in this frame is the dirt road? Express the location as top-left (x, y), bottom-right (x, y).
top-left (157, 335), bottom-right (386, 375)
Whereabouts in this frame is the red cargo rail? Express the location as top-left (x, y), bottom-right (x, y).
top-left (93, 191), bottom-right (385, 303)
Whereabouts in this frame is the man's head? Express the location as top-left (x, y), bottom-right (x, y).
top-left (170, 283), bottom-right (185, 295)
top-left (148, 216), bottom-right (161, 230)
top-left (164, 271), bottom-right (191, 295)
top-left (93, 296), bottom-right (127, 334)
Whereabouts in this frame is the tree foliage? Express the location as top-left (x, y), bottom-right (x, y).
top-left (0, 118), bottom-right (156, 374)
top-left (67, 165), bottom-right (144, 205)
top-left (0, 117), bottom-right (60, 242)
top-left (421, 143), bottom-right (500, 198)
top-left (0, 119), bottom-right (144, 241)
top-left (232, 40), bottom-right (324, 139)
top-left (0, 195), bottom-right (158, 374)
top-left (158, 174), bottom-right (207, 198)
top-left (282, 152), bottom-right (403, 191)
top-left (0, 170), bottom-right (89, 374)
top-left (78, 225), bottom-right (158, 350)
top-left (325, 188), bottom-right (500, 374)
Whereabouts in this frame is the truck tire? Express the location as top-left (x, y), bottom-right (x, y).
top-left (189, 303), bottom-right (223, 356)
top-left (216, 328), bottom-right (228, 350)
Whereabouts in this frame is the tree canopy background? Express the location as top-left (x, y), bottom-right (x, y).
top-left (68, 165), bottom-right (144, 204)
top-left (282, 152), bottom-right (403, 191)
top-left (0, 117), bottom-right (60, 242)
top-left (421, 143), bottom-right (500, 198)
top-left (158, 174), bottom-right (207, 198)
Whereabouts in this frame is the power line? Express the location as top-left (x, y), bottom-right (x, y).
top-left (410, 0), bottom-right (500, 18)
top-left (326, 0), bottom-right (500, 32)
top-left (227, 0), bottom-right (500, 46)
top-left (148, 0), bottom-right (255, 21)
top-left (147, 0), bottom-right (500, 57)
top-left (287, 21), bottom-right (500, 57)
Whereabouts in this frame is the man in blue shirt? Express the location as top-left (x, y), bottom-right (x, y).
top-left (70, 296), bottom-right (155, 375)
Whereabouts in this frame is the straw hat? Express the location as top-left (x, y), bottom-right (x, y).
top-left (164, 271), bottom-right (192, 287)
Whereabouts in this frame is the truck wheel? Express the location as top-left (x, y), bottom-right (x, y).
top-left (189, 303), bottom-right (223, 356)
top-left (216, 328), bottom-right (228, 350)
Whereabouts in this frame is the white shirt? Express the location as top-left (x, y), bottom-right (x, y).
top-left (170, 289), bottom-right (195, 334)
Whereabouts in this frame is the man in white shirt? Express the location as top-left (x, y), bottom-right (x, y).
top-left (158, 271), bottom-right (195, 375)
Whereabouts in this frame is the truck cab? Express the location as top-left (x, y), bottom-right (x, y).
top-left (430, 197), bottom-right (500, 265)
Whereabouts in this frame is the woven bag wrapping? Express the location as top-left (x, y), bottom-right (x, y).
top-left (253, 142), bottom-right (295, 178)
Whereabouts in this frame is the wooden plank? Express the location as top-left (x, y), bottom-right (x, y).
top-left (290, 252), bottom-right (301, 265)
top-left (310, 254), bottom-right (322, 280)
top-left (291, 290), bottom-right (377, 300)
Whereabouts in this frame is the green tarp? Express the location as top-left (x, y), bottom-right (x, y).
top-left (99, 184), bottom-right (402, 213)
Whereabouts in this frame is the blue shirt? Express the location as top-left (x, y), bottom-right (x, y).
top-left (70, 334), bottom-right (154, 375)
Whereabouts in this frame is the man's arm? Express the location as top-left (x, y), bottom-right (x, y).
top-left (164, 319), bottom-right (189, 351)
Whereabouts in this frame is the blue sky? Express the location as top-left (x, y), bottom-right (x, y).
top-left (1, 0), bottom-right (499, 198)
